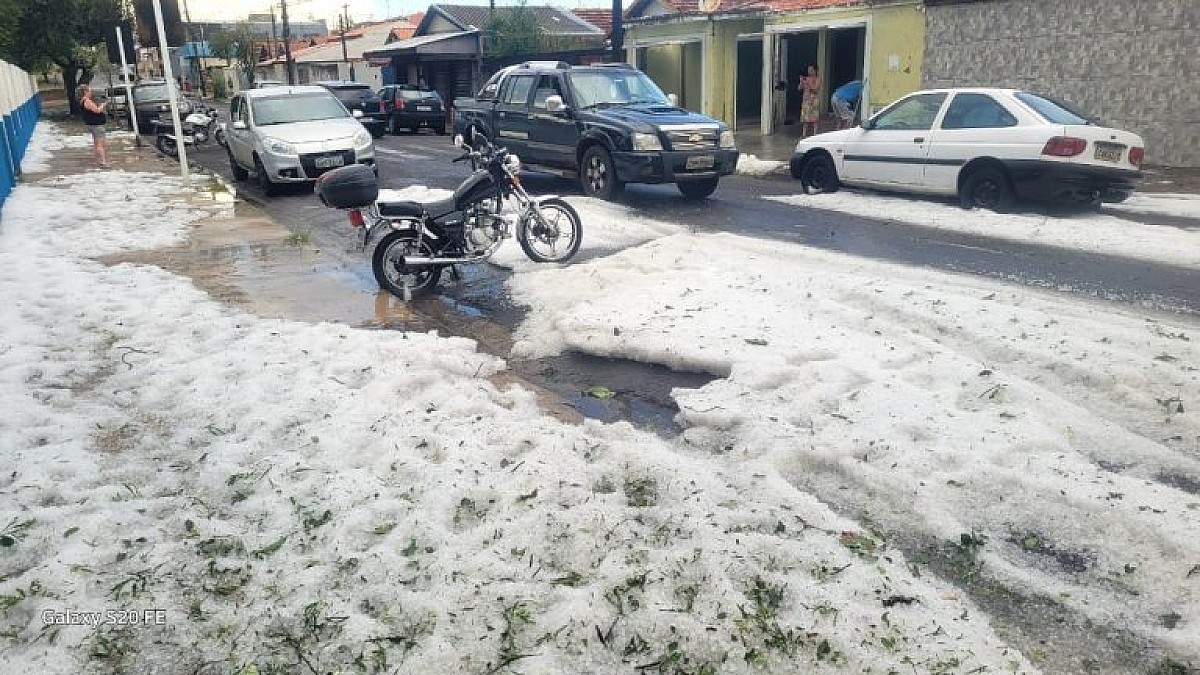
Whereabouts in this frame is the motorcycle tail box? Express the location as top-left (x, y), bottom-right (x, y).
top-left (315, 164), bottom-right (379, 208)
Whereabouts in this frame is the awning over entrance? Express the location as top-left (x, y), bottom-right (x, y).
top-left (363, 31), bottom-right (480, 61)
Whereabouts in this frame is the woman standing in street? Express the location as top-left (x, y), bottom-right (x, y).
top-left (798, 65), bottom-right (822, 138)
top-left (77, 84), bottom-right (110, 168)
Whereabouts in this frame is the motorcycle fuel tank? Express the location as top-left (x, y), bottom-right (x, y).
top-left (453, 170), bottom-right (497, 209)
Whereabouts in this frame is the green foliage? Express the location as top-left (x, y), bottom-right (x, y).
top-left (208, 23), bottom-right (258, 88)
top-left (485, 1), bottom-right (544, 57)
top-left (0, 0), bottom-right (123, 113)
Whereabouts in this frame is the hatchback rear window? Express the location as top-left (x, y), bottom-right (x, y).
top-left (399, 89), bottom-right (440, 101)
top-left (330, 87), bottom-right (376, 104)
top-left (1015, 92), bottom-right (1095, 126)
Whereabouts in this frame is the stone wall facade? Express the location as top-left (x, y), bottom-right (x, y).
top-left (922, 0), bottom-right (1198, 168)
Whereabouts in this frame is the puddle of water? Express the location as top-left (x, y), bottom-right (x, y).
top-left (513, 352), bottom-right (716, 437)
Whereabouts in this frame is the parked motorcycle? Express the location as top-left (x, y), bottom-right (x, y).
top-left (154, 105), bottom-right (219, 157)
top-left (315, 135), bottom-right (583, 299)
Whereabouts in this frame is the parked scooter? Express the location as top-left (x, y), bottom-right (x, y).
top-left (315, 135), bottom-right (583, 299)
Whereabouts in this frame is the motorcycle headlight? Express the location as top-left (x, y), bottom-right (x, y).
top-left (353, 129), bottom-right (372, 148)
top-left (504, 154), bottom-right (521, 173)
top-left (719, 130), bottom-right (736, 149)
top-left (632, 132), bottom-right (662, 152)
top-left (263, 137), bottom-right (295, 155)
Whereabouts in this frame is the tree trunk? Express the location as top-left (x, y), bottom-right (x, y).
top-left (62, 64), bottom-right (82, 116)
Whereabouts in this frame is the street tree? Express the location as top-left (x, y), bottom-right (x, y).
top-left (485, 1), bottom-right (544, 58)
top-left (208, 23), bottom-right (259, 89)
top-left (0, 0), bottom-right (124, 115)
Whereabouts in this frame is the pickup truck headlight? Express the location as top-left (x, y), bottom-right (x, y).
top-left (353, 129), bottom-right (372, 149)
top-left (719, 130), bottom-right (736, 149)
top-left (632, 132), bottom-right (662, 152)
top-left (263, 137), bottom-right (296, 155)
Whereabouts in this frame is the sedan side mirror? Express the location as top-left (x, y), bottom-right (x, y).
top-left (545, 95), bottom-right (567, 113)
top-left (860, 118), bottom-right (875, 130)
top-left (352, 109), bottom-right (364, 118)
top-left (232, 120), bottom-right (247, 130)
top-left (668, 93), bottom-right (679, 106)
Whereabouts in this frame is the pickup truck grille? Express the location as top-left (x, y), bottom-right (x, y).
top-left (665, 128), bottom-right (719, 151)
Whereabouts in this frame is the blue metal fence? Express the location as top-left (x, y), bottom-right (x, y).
top-left (1, 60), bottom-right (40, 210)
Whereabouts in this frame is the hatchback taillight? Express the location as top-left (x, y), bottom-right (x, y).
top-left (1042, 136), bottom-right (1087, 157)
top-left (348, 209), bottom-right (365, 228)
top-left (1129, 147), bottom-right (1144, 166)
top-left (396, 99), bottom-right (406, 111)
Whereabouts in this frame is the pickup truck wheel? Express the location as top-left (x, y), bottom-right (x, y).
top-left (581, 146), bottom-right (623, 200)
top-left (434, 124), bottom-right (446, 136)
top-left (677, 177), bottom-right (719, 200)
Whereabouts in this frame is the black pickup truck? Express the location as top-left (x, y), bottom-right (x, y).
top-left (454, 62), bottom-right (739, 200)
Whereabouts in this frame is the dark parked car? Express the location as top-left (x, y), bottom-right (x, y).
top-left (378, 84), bottom-right (445, 135)
top-left (313, 81), bottom-right (386, 138)
top-left (454, 62), bottom-right (738, 200)
top-left (130, 80), bottom-right (194, 133)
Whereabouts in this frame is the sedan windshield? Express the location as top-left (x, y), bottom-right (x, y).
top-left (1015, 92), bottom-right (1096, 125)
top-left (251, 93), bottom-right (349, 125)
top-left (568, 70), bottom-right (671, 109)
top-left (133, 84), bottom-right (170, 102)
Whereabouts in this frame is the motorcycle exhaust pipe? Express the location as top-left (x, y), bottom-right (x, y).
top-left (399, 254), bottom-right (483, 266)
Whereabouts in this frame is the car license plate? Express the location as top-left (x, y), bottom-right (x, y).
top-left (416, 105), bottom-right (432, 112)
top-left (1094, 142), bottom-right (1124, 163)
top-left (315, 155), bottom-right (344, 169)
top-left (685, 155), bottom-right (715, 170)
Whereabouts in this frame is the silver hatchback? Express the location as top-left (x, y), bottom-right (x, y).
top-left (225, 85), bottom-right (376, 195)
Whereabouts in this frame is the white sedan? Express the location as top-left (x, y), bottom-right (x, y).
top-left (790, 88), bottom-right (1144, 210)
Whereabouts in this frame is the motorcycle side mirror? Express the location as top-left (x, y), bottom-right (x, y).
top-left (232, 120), bottom-right (247, 130)
top-left (545, 95), bottom-right (567, 114)
top-left (668, 93), bottom-right (678, 106)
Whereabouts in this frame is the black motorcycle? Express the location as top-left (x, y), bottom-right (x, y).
top-left (316, 135), bottom-right (583, 299)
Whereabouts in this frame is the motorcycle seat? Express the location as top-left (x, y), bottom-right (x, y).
top-left (378, 197), bottom-right (456, 219)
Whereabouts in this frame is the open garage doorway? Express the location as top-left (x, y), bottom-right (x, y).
top-left (634, 41), bottom-right (703, 112)
top-left (762, 23), bottom-right (866, 136)
top-left (735, 38), bottom-right (763, 130)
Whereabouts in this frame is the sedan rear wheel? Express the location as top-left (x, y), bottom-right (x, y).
top-left (960, 167), bottom-right (1014, 212)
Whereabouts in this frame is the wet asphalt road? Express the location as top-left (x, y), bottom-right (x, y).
top-left (187, 132), bottom-right (1200, 316)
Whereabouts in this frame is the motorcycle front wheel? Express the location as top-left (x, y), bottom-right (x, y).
top-left (371, 231), bottom-right (443, 299)
top-left (517, 197), bottom-right (582, 264)
top-left (214, 128), bottom-right (228, 149)
top-left (156, 135), bottom-right (178, 158)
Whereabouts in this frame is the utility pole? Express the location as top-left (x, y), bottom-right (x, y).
top-left (342, 5), bottom-right (355, 81)
top-left (280, 0), bottom-right (295, 85)
top-left (339, 10), bottom-right (350, 81)
top-left (611, 0), bottom-right (624, 62)
top-left (269, 6), bottom-right (280, 72)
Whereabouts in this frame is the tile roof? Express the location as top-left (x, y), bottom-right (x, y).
top-left (571, 8), bottom-right (613, 36)
top-left (288, 21), bottom-right (401, 63)
top-left (430, 4), bottom-right (604, 36)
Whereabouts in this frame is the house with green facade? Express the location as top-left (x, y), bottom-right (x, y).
top-left (623, 0), bottom-right (925, 135)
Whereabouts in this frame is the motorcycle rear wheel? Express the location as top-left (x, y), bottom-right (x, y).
top-left (517, 198), bottom-right (582, 264)
top-left (372, 231), bottom-right (443, 299)
top-left (157, 135), bottom-right (178, 158)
